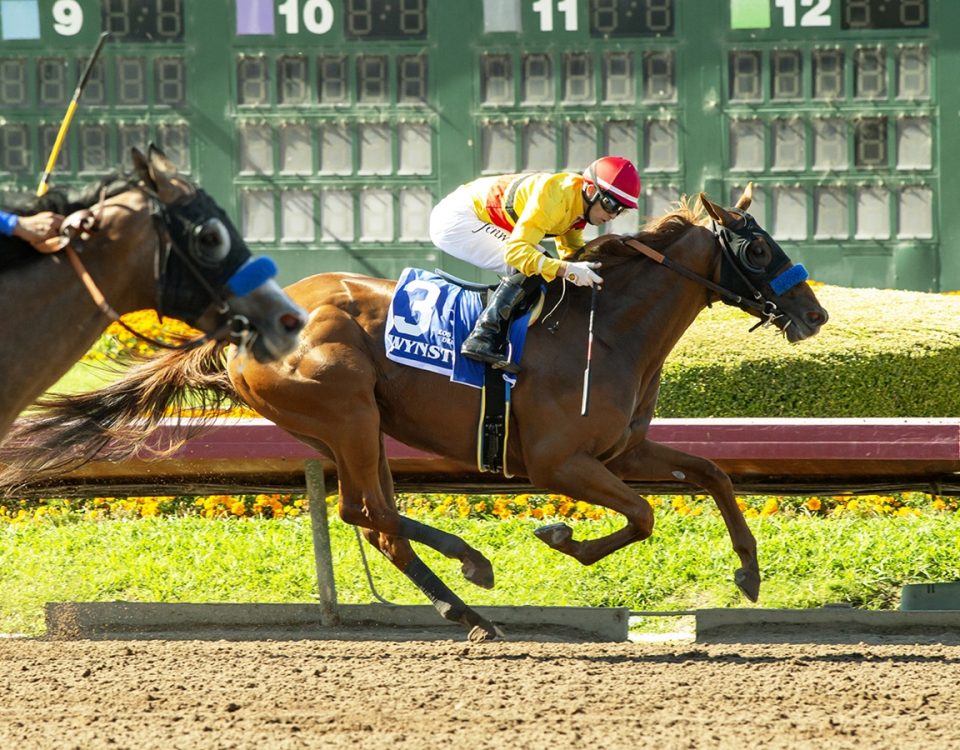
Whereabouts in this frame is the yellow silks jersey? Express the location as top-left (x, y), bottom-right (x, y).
top-left (463, 172), bottom-right (587, 282)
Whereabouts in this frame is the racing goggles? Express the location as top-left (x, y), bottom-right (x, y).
top-left (596, 190), bottom-right (627, 216)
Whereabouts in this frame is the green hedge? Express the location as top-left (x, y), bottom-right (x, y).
top-left (657, 285), bottom-right (960, 417)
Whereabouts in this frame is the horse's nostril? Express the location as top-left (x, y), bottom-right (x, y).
top-left (280, 312), bottom-right (304, 332)
top-left (808, 309), bottom-right (828, 326)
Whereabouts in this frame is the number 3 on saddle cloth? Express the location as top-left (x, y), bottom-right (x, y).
top-left (385, 267), bottom-right (541, 475)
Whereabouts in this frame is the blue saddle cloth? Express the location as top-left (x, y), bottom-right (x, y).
top-left (385, 267), bottom-right (531, 388)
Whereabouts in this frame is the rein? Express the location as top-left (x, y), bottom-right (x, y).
top-left (57, 188), bottom-right (250, 353)
top-left (623, 234), bottom-right (781, 328)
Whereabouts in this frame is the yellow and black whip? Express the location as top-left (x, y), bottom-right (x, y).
top-left (36, 31), bottom-right (110, 198)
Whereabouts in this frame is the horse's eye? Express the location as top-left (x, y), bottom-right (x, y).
top-left (192, 219), bottom-right (230, 265)
top-left (746, 241), bottom-right (771, 268)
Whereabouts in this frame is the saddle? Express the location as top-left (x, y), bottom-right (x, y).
top-left (386, 267), bottom-right (546, 476)
top-left (433, 268), bottom-right (546, 325)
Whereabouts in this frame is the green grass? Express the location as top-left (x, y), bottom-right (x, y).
top-left (658, 285), bottom-right (960, 416)
top-left (3, 510), bottom-right (960, 635)
top-left (48, 359), bottom-right (117, 395)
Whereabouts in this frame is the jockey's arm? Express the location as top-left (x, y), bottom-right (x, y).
top-left (502, 219), bottom-right (565, 281)
top-left (1, 209), bottom-right (63, 252)
top-left (0, 210), bottom-right (18, 238)
top-left (502, 181), bottom-right (577, 281)
top-left (555, 228), bottom-right (586, 259)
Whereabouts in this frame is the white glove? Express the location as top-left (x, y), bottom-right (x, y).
top-left (561, 260), bottom-right (602, 288)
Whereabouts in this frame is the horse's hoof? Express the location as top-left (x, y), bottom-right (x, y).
top-left (735, 566), bottom-right (761, 602)
top-left (467, 622), bottom-right (505, 642)
top-left (461, 550), bottom-right (495, 590)
top-left (534, 522), bottom-right (573, 550)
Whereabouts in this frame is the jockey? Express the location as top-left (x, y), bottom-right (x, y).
top-left (429, 156), bottom-right (641, 372)
top-left (0, 209), bottom-right (63, 253)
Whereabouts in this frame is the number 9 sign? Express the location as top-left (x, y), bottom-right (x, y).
top-left (52, 0), bottom-right (83, 36)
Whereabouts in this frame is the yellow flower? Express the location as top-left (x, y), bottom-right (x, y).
top-left (806, 498), bottom-right (821, 512)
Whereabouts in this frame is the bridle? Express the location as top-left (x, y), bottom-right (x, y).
top-left (624, 213), bottom-right (809, 332)
top-left (58, 183), bottom-right (264, 352)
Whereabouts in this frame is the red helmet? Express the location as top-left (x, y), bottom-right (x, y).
top-left (583, 156), bottom-right (641, 210)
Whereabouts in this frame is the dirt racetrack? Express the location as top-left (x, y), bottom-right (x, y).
top-left (2, 632), bottom-right (960, 750)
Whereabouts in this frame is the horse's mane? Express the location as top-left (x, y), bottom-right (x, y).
top-left (577, 195), bottom-right (707, 262)
top-left (3, 172), bottom-right (135, 216)
top-left (0, 172), bottom-right (138, 270)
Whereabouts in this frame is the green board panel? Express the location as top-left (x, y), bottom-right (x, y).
top-left (0, 0), bottom-right (954, 290)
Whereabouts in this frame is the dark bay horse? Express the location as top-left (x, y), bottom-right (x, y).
top-left (0, 145), bottom-right (306, 446)
top-left (0, 190), bottom-right (827, 640)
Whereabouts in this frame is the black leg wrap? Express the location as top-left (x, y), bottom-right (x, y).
top-left (398, 517), bottom-right (466, 559)
top-left (404, 558), bottom-right (470, 623)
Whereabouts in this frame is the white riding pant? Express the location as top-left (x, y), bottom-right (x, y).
top-left (430, 186), bottom-right (546, 277)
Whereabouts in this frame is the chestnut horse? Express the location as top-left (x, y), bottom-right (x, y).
top-left (0, 145), bottom-right (305, 446)
top-left (0, 190), bottom-right (827, 640)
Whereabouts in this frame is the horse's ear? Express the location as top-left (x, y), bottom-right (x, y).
top-left (735, 182), bottom-right (754, 211)
top-left (130, 147), bottom-right (158, 192)
top-left (147, 143), bottom-right (179, 175)
top-left (699, 192), bottom-right (736, 226)
top-left (134, 142), bottom-right (186, 201)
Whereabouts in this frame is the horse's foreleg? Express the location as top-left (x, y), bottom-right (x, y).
top-left (375, 435), bottom-right (493, 589)
top-left (526, 454), bottom-right (655, 566)
top-left (336, 431), bottom-right (499, 639)
top-left (605, 439), bottom-right (760, 602)
top-left (395, 518), bottom-right (494, 589)
top-left (359, 528), bottom-right (502, 642)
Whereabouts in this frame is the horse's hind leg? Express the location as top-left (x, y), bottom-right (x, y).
top-left (526, 453), bottom-right (655, 566)
top-left (605, 439), bottom-right (760, 602)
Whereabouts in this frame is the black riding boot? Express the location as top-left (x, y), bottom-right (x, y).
top-left (460, 272), bottom-right (532, 373)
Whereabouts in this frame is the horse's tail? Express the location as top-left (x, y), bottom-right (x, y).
top-left (0, 340), bottom-right (239, 492)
